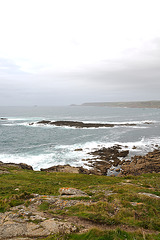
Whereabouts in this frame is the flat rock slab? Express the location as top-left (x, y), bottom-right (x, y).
top-left (138, 192), bottom-right (160, 199)
top-left (41, 219), bottom-right (77, 234)
top-left (0, 214), bottom-right (77, 239)
top-left (59, 187), bottom-right (87, 196)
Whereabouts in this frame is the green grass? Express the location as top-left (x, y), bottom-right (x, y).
top-left (0, 169), bottom-right (122, 197)
top-left (42, 228), bottom-right (160, 240)
top-left (0, 168), bottom-right (160, 234)
top-left (39, 201), bottom-right (50, 211)
top-left (0, 190), bottom-right (33, 212)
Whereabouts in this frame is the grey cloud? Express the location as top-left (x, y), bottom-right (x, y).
top-left (1, 38), bottom-right (160, 105)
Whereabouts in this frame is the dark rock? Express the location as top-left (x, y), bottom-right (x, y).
top-left (0, 118), bottom-right (7, 120)
top-left (30, 120), bottom-right (144, 128)
top-left (119, 149), bottom-right (160, 176)
top-left (115, 169), bottom-right (120, 172)
top-left (118, 150), bottom-right (129, 157)
top-left (50, 121), bottom-right (114, 128)
top-left (89, 146), bottom-right (129, 163)
top-left (74, 148), bottom-right (83, 151)
top-left (18, 163), bottom-right (33, 170)
top-left (78, 167), bottom-right (91, 174)
top-left (112, 158), bottom-right (121, 167)
top-left (37, 120), bottom-right (51, 124)
top-left (40, 145), bottom-right (130, 176)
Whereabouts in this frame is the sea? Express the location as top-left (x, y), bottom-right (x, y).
top-left (0, 106), bottom-right (160, 170)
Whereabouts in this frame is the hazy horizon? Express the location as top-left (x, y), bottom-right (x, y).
top-left (1, 0), bottom-right (160, 106)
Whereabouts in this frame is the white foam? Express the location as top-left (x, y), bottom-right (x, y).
top-left (1, 122), bottom-right (31, 127)
top-left (0, 153), bottom-right (58, 171)
top-left (0, 137), bottom-right (159, 171)
top-left (80, 120), bottom-right (158, 125)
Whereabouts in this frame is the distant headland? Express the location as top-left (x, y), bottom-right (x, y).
top-left (71, 100), bottom-right (160, 108)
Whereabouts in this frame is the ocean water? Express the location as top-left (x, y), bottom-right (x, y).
top-left (0, 106), bottom-right (160, 170)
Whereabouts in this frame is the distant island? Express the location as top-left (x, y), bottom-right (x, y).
top-left (71, 100), bottom-right (160, 108)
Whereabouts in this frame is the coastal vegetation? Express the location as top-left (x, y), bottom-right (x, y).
top-left (0, 164), bottom-right (160, 239)
top-left (79, 100), bottom-right (160, 108)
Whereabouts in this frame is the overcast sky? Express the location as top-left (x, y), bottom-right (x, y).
top-left (0, 0), bottom-right (160, 106)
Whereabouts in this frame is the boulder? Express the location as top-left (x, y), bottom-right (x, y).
top-left (41, 165), bottom-right (79, 173)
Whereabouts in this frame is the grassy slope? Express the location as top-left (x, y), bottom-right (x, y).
top-left (0, 168), bottom-right (160, 239)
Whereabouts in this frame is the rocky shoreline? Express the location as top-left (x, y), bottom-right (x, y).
top-left (1, 145), bottom-right (159, 176)
top-left (119, 149), bottom-right (160, 176)
top-left (40, 146), bottom-right (160, 176)
top-left (29, 120), bottom-right (152, 128)
top-left (41, 145), bottom-right (129, 176)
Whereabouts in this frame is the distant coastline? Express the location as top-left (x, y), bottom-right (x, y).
top-left (71, 100), bottom-right (160, 108)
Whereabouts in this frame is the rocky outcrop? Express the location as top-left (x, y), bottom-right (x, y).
top-left (119, 149), bottom-right (160, 176)
top-left (89, 146), bottom-right (129, 166)
top-left (41, 164), bottom-right (79, 173)
top-left (1, 147), bottom-right (159, 177)
top-left (29, 120), bottom-right (148, 128)
top-left (83, 146), bottom-right (129, 175)
top-left (40, 146), bottom-right (160, 176)
top-left (41, 146), bottom-right (129, 176)
top-left (0, 192), bottom-right (79, 240)
top-left (37, 120), bottom-right (115, 128)
top-left (0, 161), bottom-right (33, 172)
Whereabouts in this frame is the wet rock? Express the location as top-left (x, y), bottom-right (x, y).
top-left (74, 148), bottom-right (83, 151)
top-left (118, 150), bottom-right (129, 157)
top-left (115, 168), bottom-right (120, 172)
top-left (87, 146), bottom-right (129, 175)
top-left (119, 149), bottom-right (160, 176)
top-left (50, 120), bottom-right (115, 128)
top-left (30, 120), bottom-right (145, 128)
top-left (40, 146), bottom-right (130, 176)
top-left (0, 117), bottom-right (8, 120)
top-left (132, 146), bottom-right (137, 149)
top-left (89, 146), bottom-right (129, 160)
top-left (37, 120), bottom-right (51, 124)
